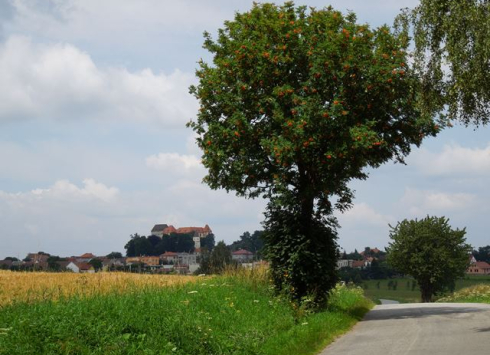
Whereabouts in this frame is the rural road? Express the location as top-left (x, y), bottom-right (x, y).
top-left (320, 303), bottom-right (490, 355)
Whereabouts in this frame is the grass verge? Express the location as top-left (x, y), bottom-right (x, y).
top-left (437, 284), bottom-right (490, 304)
top-left (0, 271), bottom-right (372, 355)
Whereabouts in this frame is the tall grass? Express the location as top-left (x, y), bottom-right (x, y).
top-left (0, 268), bottom-right (373, 355)
top-left (437, 284), bottom-right (490, 304)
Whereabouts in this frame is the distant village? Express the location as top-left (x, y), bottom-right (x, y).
top-left (2, 228), bottom-right (489, 276)
top-left (336, 247), bottom-right (490, 276)
top-left (0, 224), bottom-right (257, 274)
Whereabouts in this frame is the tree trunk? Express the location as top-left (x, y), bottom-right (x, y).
top-left (420, 284), bottom-right (433, 302)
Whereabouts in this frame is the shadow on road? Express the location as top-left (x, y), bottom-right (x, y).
top-left (474, 326), bottom-right (490, 332)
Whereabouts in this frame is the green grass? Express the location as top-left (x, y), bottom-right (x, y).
top-left (0, 274), bottom-right (372, 355)
top-left (437, 284), bottom-right (490, 304)
top-left (361, 275), bottom-right (490, 303)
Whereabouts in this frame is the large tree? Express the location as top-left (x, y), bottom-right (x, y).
top-left (400, 0), bottom-right (490, 126)
top-left (387, 216), bottom-right (471, 302)
top-left (188, 2), bottom-right (437, 304)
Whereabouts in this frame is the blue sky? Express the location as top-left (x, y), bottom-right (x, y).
top-left (1, 0), bottom-right (489, 259)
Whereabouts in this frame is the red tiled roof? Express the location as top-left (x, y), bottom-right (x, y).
top-left (79, 253), bottom-right (95, 258)
top-left (176, 225), bottom-right (212, 234)
top-left (232, 249), bottom-right (253, 255)
top-left (161, 252), bottom-right (178, 257)
top-left (474, 261), bottom-right (490, 269)
top-left (77, 263), bottom-right (93, 270)
top-left (161, 224), bottom-right (212, 235)
top-left (162, 225), bottom-right (177, 234)
top-left (352, 260), bottom-right (365, 268)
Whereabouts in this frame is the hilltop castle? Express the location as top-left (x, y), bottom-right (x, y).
top-left (150, 224), bottom-right (212, 249)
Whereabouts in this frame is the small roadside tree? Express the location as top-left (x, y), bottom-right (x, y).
top-left (387, 216), bottom-right (471, 302)
top-left (210, 241), bottom-right (233, 273)
top-left (188, 2), bottom-right (437, 305)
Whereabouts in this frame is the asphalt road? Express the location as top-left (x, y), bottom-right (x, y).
top-left (320, 303), bottom-right (490, 355)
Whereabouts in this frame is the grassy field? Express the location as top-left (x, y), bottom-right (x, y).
top-left (0, 269), bottom-right (373, 355)
top-left (362, 275), bottom-right (490, 303)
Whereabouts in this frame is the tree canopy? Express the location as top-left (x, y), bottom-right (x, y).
top-left (387, 216), bottom-right (471, 302)
top-left (189, 2), bottom-right (437, 304)
top-left (401, 0), bottom-right (490, 126)
top-left (229, 230), bottom-right (264, 258)
top-left (124, 233), bottom-right (195, 257)
top-left (472, 245), bottom-right (490, 263)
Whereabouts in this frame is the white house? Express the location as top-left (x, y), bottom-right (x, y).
top-left (232, 249), bottom-right (254, 263)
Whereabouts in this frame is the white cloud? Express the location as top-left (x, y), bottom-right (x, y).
top-left (0, 35), bottom-right (197, 126)
top-left (411, 143), bottom-right (490, 176)
top-left (0, 176), bottom-right (266, 259)
top-left (337, 202), bottom-right (394, 227)
top-left (27, 178), bottom-right (119, 202)
top-left (146, 152), bottom-right (202, 173)
top-left (8, 0), bottom-right (234, 43)
top-left (400, 188), bottom-right (476, 216)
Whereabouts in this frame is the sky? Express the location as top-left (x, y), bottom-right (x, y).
top-left (1, 0), bottom-right (489, 260)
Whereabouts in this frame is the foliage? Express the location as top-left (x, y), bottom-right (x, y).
top-left (188, 2), bottom-right (437, 306)
top-left (199, 241), bottom-right (233, 274)
top-left (47, 256), bottom-right (66, 272)
top-left (0, 271), bottom-right (372, 355)
top-left (229, 230), bottom-right (264, 258)
top-left (158, 233), bottom-right (195, 254)
top-left (437, 284), bottom-right (490, 304)
top-left (387, 216), bottom-right (472, 302)
top-left (124, 233), bottom-right (152, 257)
top-left (343, 249), bottom-right (362, 261)
top-left (400, 0), bottom-right (490, 126)
top-left (88, 258), bottom-right (103, 272)
top-left (106, 252), bottom-right (123, 259)
top-left (124, 233), bottom-right (195, 257)
top-left (338, 260), bottom-right (397, 283)
top-left (200, 233), bottom-right (216, 251)
top-left (472, 245), bottom-right (490, 263)
top-left (264, 201), bottom-right (339, 305)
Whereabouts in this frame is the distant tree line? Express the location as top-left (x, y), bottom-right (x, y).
top-left (124, 233), bottom-right (216, 257)
top-left (472, 246), bottom-right (490, 263)
top-left (340, 247), bottom-right (387, 261)
top-left (338, 259), bottom-right (399, 284)
top-left (229, 231), bottom-right (265, 258)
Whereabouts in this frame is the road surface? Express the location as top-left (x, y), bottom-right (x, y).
top-left (320, 303), bottom-right (490, 355)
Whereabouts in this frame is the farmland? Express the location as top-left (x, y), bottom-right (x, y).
top-left (362, 275), bottom-right (490, 303)
top-left (0, 270), bottom-right (372, 355)
top-left (0, 270), bottom-right (195, 307)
